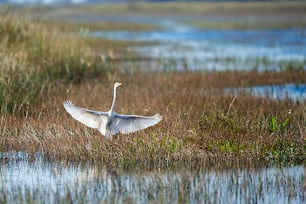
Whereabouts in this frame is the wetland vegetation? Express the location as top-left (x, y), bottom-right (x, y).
top-left (0, 1), bottom-right (305, 203)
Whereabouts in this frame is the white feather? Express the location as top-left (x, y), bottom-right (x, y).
top-left (112, 113), bottom-right (163, 134)
top-left (63, 100), bottom-right (108, 130)
top-left (63, 82), bottom-right (163, 138)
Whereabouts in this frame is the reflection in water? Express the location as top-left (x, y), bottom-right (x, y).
top-left (226, 84), bottom-right (306, 101)
top-left (0, 152), bottom-right (304, 203)
top-left (91, 28), bottom-right (306, 71)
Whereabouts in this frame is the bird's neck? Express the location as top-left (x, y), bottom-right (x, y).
top-left (110, 86), bottom-right (117, 113)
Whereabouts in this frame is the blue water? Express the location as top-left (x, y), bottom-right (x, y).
top-left (93, 28), bottom-right (305, 47)
top-left (91, 28), bottom-right (306, 71)
top-left (227, 84), bottom-right (306, 101)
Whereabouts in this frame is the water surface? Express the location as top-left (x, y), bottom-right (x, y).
top-left (91, 27), bottom-right (306, 71)
top-left (0, 152), bottom-right (304, 204)
top-left (226, 84), bottom-right (306, 101)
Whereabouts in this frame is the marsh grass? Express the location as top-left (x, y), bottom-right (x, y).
top-left (0, 72), bottom-right (305, 167)
top-left (0, 11), bottom-right (106, 115)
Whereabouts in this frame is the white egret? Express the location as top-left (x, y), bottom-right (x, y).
top-left (63, 82), bottom-right (163, 138)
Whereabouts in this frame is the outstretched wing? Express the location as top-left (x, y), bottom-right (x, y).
top-left (63, 100), bottom-right (107, 129)
top-left (111, 113), bottom-right (163, 134)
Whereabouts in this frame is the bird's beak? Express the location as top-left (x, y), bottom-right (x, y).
top-left (118, 82), bottom-right (122, 86)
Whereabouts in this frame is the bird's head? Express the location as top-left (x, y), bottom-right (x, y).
top-left (114, 82), bottom-right (122, 88)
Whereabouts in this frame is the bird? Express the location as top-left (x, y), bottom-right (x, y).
top-left (63, 82), bottom-right (163, 138)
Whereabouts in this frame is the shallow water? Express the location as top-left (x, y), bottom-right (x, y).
top-left (91, 27), bottom-right (306, 71)
top-left (226, 84), bottom-right (306, 101)
top-left (0, 152), bottom-right (305, 204)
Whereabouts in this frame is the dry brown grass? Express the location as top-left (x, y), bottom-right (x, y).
top-left (0, 71), bottom-right (305, 167)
